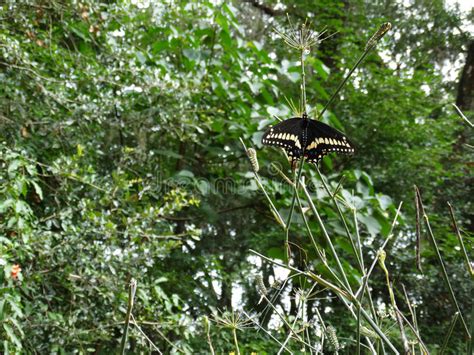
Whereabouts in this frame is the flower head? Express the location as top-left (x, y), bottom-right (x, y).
top-left (274, 18), bottom-right (330, 52)
top-left (11, 264), bottom-right (21, 279)
top-left (211, 309), bottom-right (255, 331)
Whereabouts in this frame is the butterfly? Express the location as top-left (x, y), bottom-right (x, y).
top-left (261, 112), bottom-right (354, 164)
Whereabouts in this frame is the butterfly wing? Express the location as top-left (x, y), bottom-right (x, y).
top-left (261, 117), bottom-right (305, 158)
top-left (303, 120), bottom-right (355, 164)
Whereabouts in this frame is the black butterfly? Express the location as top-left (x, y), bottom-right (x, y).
top-left (261, 113), bottom-right (354, 164)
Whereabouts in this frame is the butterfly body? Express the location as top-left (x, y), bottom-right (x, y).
top-left (261, 113), bottom-right (354, 164)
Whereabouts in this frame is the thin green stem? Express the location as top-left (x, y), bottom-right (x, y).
top-left (356, 304), bottom-right (361, 355)
top-left (440, 312), bottom-right (459, 354)
top-left (204, 316), bottom-right (215, 355)
top-left (415, 187), bottom-right (470, 339)
top-left (129, 314), bottom-right (163, 353)
top-left (317, 50), bottom-right (371, 121)
top-left (295, 191), bottom-right (352, 291)
top-left (250, 249), bottom-right (351, 299)
top-left (259, 292), bottom-right (317, 351)
top-left (300, 180), bottom-right (352, 291)
top-left (239, 138), bottom-right (286, 229)
top-left (423, 212), bottom-right (471, 338)
top-left (232, 328), bottom-right (240, 355)
top-left (352, 210), bottom-right (365, 274)
top-left (241, 311), bottom-right (289, 351)
top-left (395, 309), bottom-right (430, 354)
top-left (314, 168), bottom-right (382, 343)
top-left (355, 202), bottom-right (403, 299)
top-left (284, 41), bottom-right (308, 263)
top-left (295, 188), bottom-right (325, 261)
top-left (315, 167), bottom-right (363, 272)
top-left (401, 284), bottom-right (421, 340)
top-left (453, 103), bottom-right (474, 128)
top-left (447, 202), bottom-right (473, 277)
top-left (378, 251), bottom-right (410, 353)
top-left (300, 45), bottom-right (307, 114)
top-left (250, 249), bottom-right (400, 353)
top-left (285, 158), bottom-right (305, 262)
top-left (469, 296), bottom-right (473, 355)
top-left (278, 295), bottom-right (304, 354)
top-left (120, 278), bottom-right (137, 355)
top-left (358, 306), bottom-right (399, 354)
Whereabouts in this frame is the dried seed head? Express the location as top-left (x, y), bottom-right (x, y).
top-left (360, 326), bottom-right (378, 339)
top-left (211, 310), bottom-right (254, 331)
top-left (274, 18), bottom-right (328, 52)
top-left (255, 275), bottom-right (268, 296)
top-left (247, 148), bottom-right (259, 172)
top-left (326, 326), bottom-right (340, 351)
top-left (377, 249), bottom-right (387, 265)
top-left (365, 22), bottom-right (392, 51)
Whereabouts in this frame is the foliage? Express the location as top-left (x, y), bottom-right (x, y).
top-left (0, 0), bottom-right (472, 353)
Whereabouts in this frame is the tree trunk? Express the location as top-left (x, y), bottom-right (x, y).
top-left (456, 40), bottom-right (474, 111)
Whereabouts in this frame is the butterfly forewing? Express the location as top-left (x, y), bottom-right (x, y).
top-left (261, 116), bottom-right (354, 164)
top-left (261, 118), bottom-right (306, 158)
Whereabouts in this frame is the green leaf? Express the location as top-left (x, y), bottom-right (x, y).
top-left (30, 181), bottom-right (43, 200)
top-left (3, 324), bottom-right (21, 348)
top-left (377, 194), bottom-right (393, 210)
top-left (266, 247), bottom-right (285, 260)
top-left (7, 160), bottom-right (21, 174)
top-left (357, 215), bottom-right (381, 237)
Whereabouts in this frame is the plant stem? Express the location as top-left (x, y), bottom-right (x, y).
top-left (424, 212), bottom-right (471, 338)
top-left (415, 187), bottom-right (470, 339)
top-left (239, 138), bottom-right (286, 229)
top-left (440, 312), bottom-right (459, 354)
top-left (278, 294), bottom-right (304, 355)
top-left (285, 158), bottom-right (305, 263)
top-left (284, 40), bottom-right (309, 263)
top-left (453, 103), bottom-right (474, 128)
top-left (295, 186), bottom-right (323, 258)
top-left (395, 309), bottom-right (430, 354)
top-left (241, 311), bottom-right (291, 352)
top-left (356, 303), bottom-right (361, 355)
top-left (317, 49), bottom-right (370, 121)
top-left (354, 202), bottom-right (403, 299)
top-left (120, 278), bottom-right (137, 355)
top-left (259, 292), bottom-right (318, 350)
top-left (300, 44), bottom-right (307, 114)
top-left (314, 167), bottom-right (363, 272)
top-left (204, 316), bottom-right (215, 355)
top-left (352, 210), bottom-right (365, 275)
top-left (378, 251), bottom-right (410, 353)
top-left (447, 202), bottom-right (473, 276)
top-left (232, 328), bottom-right (240, 355)
top-left (300, 179), bottom-right (352, 291)
top-left (250, 249), bottom-right (400, 354)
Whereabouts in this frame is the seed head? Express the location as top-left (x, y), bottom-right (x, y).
top-left (274, 17), bottom-right (329, 53)
top-left (365, 22), bottom-right (392, 51)
top-left (326, 325), bottom-right (340, 351)
top-left (255, 275), bottom-right (268, 296)
top-left (247, 148), bottom-right (259, 172)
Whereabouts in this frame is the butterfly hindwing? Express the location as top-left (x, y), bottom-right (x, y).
top-left (303, 120), bottom-right (354, 163)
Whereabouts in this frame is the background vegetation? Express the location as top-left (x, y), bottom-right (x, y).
top-left (0, 0), bottom-right (472, 353)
